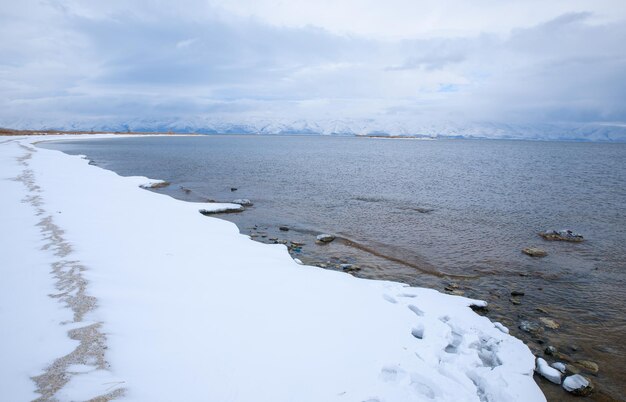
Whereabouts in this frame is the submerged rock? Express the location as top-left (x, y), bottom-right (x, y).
top-left (539, 317), bottom-right (560, 329)
top-left (575, 360), bottom-right (599, 374)
top-left (545, 345), bottom-right (558, 356)
top-left (279, 226), bottom-right (289, 231)
top-left (519, 320), bottom-right (542, 335)
top-left (316, 234), bottom-right (335, 243)
top-left (232, 198), bottom-right (253, 206)
top-left (535, 358), bottom-right (562, 384)
top-left (539, 229), bottom-right (584, 242)
top-left (565, 364), bottom-right (581, 375)
top-left (522, 247), bottom-right (548, 257)
top-left (563, 374), bottom-right (593, 396)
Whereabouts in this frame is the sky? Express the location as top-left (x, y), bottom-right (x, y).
top-left (1, 0), bottom-right (626, 137)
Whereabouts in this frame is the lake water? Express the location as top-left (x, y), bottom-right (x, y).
top-left (42, 135), bottom-right (626, 401)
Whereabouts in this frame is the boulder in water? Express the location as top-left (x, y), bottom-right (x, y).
top-left (562, 374), bottom-right (593, 396)
top-left (539, 317), bottom-right (560, 329)
top-left (316, 234), bottom-right (335, 243)
top-left (539, 229), bottom-right (584, 242)
top-left (232, 198), bottom-right (253, 206)
top-left (522, 247), bottom-right (548, 257)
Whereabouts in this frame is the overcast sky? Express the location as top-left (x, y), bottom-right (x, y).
top-left (1, 0), bottom-right (625, 134)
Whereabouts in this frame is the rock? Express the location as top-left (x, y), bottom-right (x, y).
top-left (551, 362), bottom-right (567, 373)
top-left (340, 264), bottom-right (361, 272)
top-left (470, 304), bottom-right (489, 313)
top-left (519, 320), bottom-right (542, 335)
top-left (413, 207), bottom-right (434, 213)
top-left (562, 374), bottom-right (593, 396)
top-left (535, 358), bottom-right (562, 384)
top-left (539, 229), bottom-right (584, 242)
top-left (449, 289), bottom-right (465, 296)
top-left (509, 298), bottom-right (521, 305)
top-left (199, 207), bottom-right (242, 215)
top-left (140, 180), bottom-right (170, 189)
top-left (279, 226), bottom-right (289, 231)
top-left (316, 234), bottom-right (335, 243)
top-left (565, 364), bottom-right (580, 375)
top-left (232, 198), bottom-right (253, 206)
top-left (511, 290), bottom-right (525, 296)
top-left (539, 317), bottom-right (560, 329)
top-left (575, 360), bottom-right (599, 374)
top-left (290, 241), bottom-right (305, 246)
top-left (522, 247), bottom-right (548, 257)
top-left (444, 284), bottom-right (458, 292)
top-left (230, 187), bottom-right (237, 192)
top-left (545, 345), bottom-right (558, 356)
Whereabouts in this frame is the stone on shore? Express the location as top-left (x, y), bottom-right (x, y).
top-left (544, 346), bottom-right (557, 356)
top-left (562, 374), bottom-right (593, 396)
top-left (140, 180), bottom-right (171, 189)
top-left (539, 229), bottom-right (584, 242)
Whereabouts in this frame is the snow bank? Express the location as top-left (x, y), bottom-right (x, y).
top-left (1, 135), bottom-right (546, 401)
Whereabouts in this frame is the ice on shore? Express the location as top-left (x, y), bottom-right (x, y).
top-left (535, 358), bottom-right (562, 384)
top-left (551, 362), bottom-right (567, 373)
top-left (0, 135), bottom-right (546, 402)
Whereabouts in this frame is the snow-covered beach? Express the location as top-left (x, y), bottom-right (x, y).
top-left (0, 135), bottom-right (546, 401)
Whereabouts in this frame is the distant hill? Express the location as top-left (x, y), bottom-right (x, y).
top-left (2, 118), bottom-right (626, 142)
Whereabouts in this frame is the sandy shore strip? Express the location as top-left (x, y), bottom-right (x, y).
top-left (1, 135), bottom-right (545, 401)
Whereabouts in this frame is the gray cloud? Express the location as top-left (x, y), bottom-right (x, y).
top-left (0, 1), bottom-right (625, 138)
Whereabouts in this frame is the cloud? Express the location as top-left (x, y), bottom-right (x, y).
top-left (0, 0), bottom-right (625, 137)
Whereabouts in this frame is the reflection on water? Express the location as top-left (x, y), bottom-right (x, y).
top-left (42, 135), bottom-right (626, 401)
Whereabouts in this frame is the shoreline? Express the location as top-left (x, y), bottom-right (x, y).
top-left (2, 134), bottom-right (546, 401)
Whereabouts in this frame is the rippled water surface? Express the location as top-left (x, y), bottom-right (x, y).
top-left (42, 135), bottom-right (626, 401)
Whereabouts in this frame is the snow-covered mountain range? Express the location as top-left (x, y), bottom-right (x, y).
top-left (3, 117), bottom-right (626, 142)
